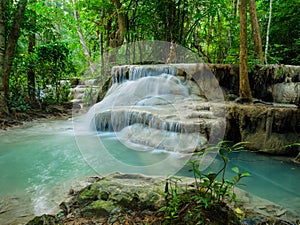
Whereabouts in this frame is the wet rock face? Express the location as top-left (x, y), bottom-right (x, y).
top-left (226, 103), bottom-right (300, 155)
top-left (265, 65), bottom-right (300, 104)
top-left (210, 64), bottom-right (300, 104)
top-left (271, 82), bottom-right (300, 104)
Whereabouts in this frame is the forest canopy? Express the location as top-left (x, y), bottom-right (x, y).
top-left (0, 0), bottom-right (299, 112)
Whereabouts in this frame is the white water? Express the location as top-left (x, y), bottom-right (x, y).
top-left (87, 65), bottom-right (226, 174)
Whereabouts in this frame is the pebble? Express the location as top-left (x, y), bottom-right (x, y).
top-left (274, 219), bottom-right (299, 225)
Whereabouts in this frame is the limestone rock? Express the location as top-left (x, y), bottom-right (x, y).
top-left (271, 82), bottom-right (300, 104)
top-left (26, 173), bottom-right (299, 224)
top-left (60, 173), bottom-right (169, 218)
top-left (226, 103), bottom-right (300, 155)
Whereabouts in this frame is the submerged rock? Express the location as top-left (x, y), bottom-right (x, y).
top-left (240, 217), bottom-right (269, 225)
top-left (293, 152), bottom-right (300, 164)
top-left (241, 217), bottom-right (300, 225)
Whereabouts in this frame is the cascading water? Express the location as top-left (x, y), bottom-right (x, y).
top-left (88, 64), bottom-right (225, 155)
top-left (71, 64), bottom-right (227, 178)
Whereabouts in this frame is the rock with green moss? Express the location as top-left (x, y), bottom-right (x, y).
top-left (81, 199), bottom-right (119, 217)
top-left (60, 173), bottom-right (168, 219)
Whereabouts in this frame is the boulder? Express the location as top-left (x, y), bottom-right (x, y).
top-left (60, 173), bottom-right (169, 218)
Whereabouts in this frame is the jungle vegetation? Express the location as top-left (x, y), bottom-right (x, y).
top-left (0, 0), bottom-right (299, 112)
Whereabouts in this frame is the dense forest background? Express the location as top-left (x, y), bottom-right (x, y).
top-left (0, 0), bottom-right (299, 113)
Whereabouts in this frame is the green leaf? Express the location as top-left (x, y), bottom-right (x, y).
top-left (231, 167), bottom-right (239, 174)
top-left (240, 172), bottom-right (251, 178)
top-left (158, 206), bottom-right (167, 212)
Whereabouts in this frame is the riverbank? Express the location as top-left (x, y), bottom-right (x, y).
top-left (0, 103), bottom-right (73, 130)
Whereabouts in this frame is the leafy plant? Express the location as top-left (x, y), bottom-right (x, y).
top-left (9, 41), bottom-right (75, 110)
top-left (159, 141), bottom-right (251, 224)
top-left (189, 141), bottom-right (251, 202)
top-left (7, 92), bottom-right (31, 112)
top-left (158, 177), bottom-right (182, 220)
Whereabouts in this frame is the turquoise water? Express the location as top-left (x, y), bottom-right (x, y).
top-left (181, 152), bottom-right (300, 215)
top-left (0, 119), bottom-right (96, 224)
top-left (0, 120), bottom-right (94, 197)
top-left (0, 118), bottom-right (299, 224)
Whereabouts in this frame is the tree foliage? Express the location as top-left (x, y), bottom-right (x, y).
top-left (258, 0), bottom-right (300, 64)
top-left (0, 0), bottom-right (299, 112)
top-left (11, 41), bottom-right (74, 109)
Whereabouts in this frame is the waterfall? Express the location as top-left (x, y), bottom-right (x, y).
top-left (112, 65), bottom-right (178, 83)
top-left (87, 64), bottom-right (225, 154)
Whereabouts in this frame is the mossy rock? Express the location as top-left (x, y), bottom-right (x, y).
top-left (78, 184), bottom-right (100, 202)
top-left (138, 190), bottom-right (165, 210)
top-left (81, 199), bottom-right (119, 218)
top-left (76, 174), bottom-right (166, 212)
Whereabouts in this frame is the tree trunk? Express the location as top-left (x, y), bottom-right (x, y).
top-left (111, 0), bottom-right (126, 46)
top-left (239, 0), bottom-right (252, 101)
top-left (28, 35), bottom-right (36, 103)
top-left (249, 0), bottom-right (264, 64)
top-left (72, 0), bottom-right (96, 74)
top-left (224, 0), bottom-right (238, 61)
top-left (206, 16), bottom-right (214, 58)
top-left (99, 7), bottom-right (105, 78)
top-left (28, 1), bottom-right (36, 103)
top-left (0, 0), bottom-right (6, 93)
top-left (3, 0), bottom-right (28, 103)
top-left (265, 0), bottom-right (273, 64)
top-left (109, 0), bottom-right (126, 63)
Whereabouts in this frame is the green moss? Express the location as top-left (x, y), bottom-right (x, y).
top-left (78, 185), bottom-right (99, 201)
top-left (82, 200), bottom-right (119, 217)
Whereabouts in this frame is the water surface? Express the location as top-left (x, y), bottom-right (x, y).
top-left (0, 118), bottom-right (299, 224)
